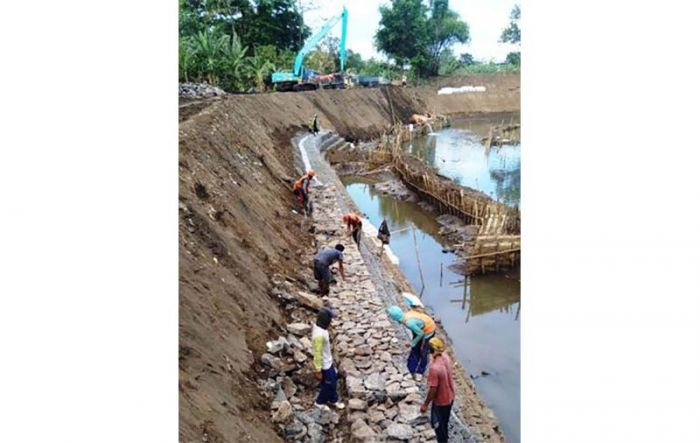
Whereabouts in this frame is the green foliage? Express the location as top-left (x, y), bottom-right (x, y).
top-left (505, 51), bottom-right (520, 66)
top-left (455, 62), bottom-right (520, 74)
top-left (438, 49), bottom-right (461, 76)
top-left (500, 4), bottom-right (521, 44)
top-left (305, 36), bottom-right (340, 73)
top-left (460, 53), bottom-right (475, 65)
top-left (246, 56), bottom-right (275, 91)
top-left (191, 31), bottom-right (229, 85)
top-left (426, 1), bottom-right (469, 76)
top-left (375, 0), bottom-right (430, 66)
top-left (220, 35), bottom-right (250, 90)
top-left (375, 0), bottom-right (468, 78)
top-left (179, 0), bottom-right (312, 92)
top-left (345, 50), bottom-right (365, 74)
top-left (240, 0), bottom-right (311, 52)
top-left (179, 38), bottom-right (196, 82)
top-left (361, 58), bottom-right (402, 79)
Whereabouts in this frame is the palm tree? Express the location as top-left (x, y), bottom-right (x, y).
top-left (246, 56), bottom-right (275, 92)
top-left (192, 31), bottom-right (228, 85)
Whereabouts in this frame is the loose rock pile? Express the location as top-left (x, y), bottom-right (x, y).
top-left (179, 82), bottom-right (226, 99)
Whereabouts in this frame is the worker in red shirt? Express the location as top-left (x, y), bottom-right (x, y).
top-left (420, 337), bottom-right (455, 443)
top-left (292, 169), bottom-right (315, 215)
top-left (342, 213), bottom-right (362, 247)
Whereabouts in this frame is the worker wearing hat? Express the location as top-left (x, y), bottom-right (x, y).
top-left (387, 305), bottom-right (436, 380)
top-left (420, 337), bottom-right (455, 443)
top-left (292, 169), bottom-right (315, 215)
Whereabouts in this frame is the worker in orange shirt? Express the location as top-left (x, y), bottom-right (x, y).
top-left (292, 169), bottom-right (315, 215)
top-left (342, 213), bottom-right (363, 248)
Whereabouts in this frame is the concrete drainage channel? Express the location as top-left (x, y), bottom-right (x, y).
top-left (294, 131), bottom-right (479, 442)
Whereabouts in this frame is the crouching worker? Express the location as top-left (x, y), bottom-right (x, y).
top-left (313, 308), bottom-right (345, 411)
top-left (312, 244), bottom-right (345, 296)
top-left (388, 305), bottom-right (436, 380)
top-left (420, 338), bottom-right (455, 443)
top-left (342, 213), bottom-right (363, 248)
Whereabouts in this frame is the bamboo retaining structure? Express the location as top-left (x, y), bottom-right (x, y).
top-left (369, 123), bottom-right (521, 276)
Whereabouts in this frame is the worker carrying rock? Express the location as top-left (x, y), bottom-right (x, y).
top-left (312, 308), bottom-right (346, 411)
top-left (420, 337), bottom-right (455, 443)
top-left (387, 305), bottom-right (437, 381)
top-left (292, 169), bottom-right (315, 216)
top-left (312, 244), bottom-right (345, 296)
top-left (342, 213), bottom-right (363, 248)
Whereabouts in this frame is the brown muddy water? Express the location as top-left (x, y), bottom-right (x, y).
top-left (341, 113), bottom-right (521, 442)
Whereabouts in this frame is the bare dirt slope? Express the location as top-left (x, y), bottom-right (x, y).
top-left (179, 73), bottom-right (519, 442)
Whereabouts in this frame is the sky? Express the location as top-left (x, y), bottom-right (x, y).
top-left (303, 0), bottom-right (519, 63)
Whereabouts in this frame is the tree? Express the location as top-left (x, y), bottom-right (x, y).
top-left (500, 4), bottom-right (520, 44)
top-left (191, 31), bottom-right (229, 85)
top-left (426, 1), bottom-right (469, 76)
top-left (460, 53), bottom-right (475, 65)
top-left (305, 36), bottom-right (340, 73)
top-left (375, 0), bottom-right (429, 68)
top-left (345, 50), bottom-right (365, 73)
top-left (438, 49), bottom-right (461, 75)
top-left (246, 56), bottom-right (275, 91)
top-left (505, 51), bottom-right (520, 65)
top-left (220, 35), bottom-right (249, 90)
top-left (375, 0), bottom-right (468, 78)
top-left (241, 0), bottom-right (310, 52)
top-left (500, 4), bottom-right (520, 66)
top-left (179, 38), bottom-right (196, 82)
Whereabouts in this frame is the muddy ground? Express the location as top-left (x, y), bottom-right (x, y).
top-left (179, 73), bottom-right (519, 442)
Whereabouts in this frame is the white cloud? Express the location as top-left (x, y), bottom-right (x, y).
top-left (303, 0), bottom-right (520, 63)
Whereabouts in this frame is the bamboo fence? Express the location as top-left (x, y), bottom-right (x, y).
top-left (368, 123), bottom-right (521, 275)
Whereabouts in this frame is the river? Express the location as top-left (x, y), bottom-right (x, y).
top-left (340, 113), bottom-right (521, 442)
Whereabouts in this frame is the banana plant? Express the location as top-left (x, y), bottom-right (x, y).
top-left (179, 38), bottom-right (195, 82)
top-left (246, 56), bottom-right (275, 92)
top-left (192, 31), bottom-right (228, 85)
top-left (222, 36), bottom-right (249, 90)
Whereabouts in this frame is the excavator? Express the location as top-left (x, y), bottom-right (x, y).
top-left (271, 6), bottom-right (347, 92)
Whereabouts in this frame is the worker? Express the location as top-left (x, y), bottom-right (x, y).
top-left (401, 74), bottom-right (407, 87)
top-left (292, 169), bottom-right (315, 215)
top-left (309, 114), bottom-right (320, 135)
top-left (342, 213), bottom-right (363, 248)
top-left (377, 218), bottom-right (391, 255)
top-left (387, 305), bottom-right (436, 380)
top-left (312, 307), bottom-right (345, 411)
top-left (312, 244), bottom-right (345, 296)
top-left (420, 338), bottom-right (455, 443)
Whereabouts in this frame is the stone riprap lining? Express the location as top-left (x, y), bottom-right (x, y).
top-left (298, 132), bottom-right (479, 443)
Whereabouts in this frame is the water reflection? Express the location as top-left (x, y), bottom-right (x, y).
top-left (449, 275), bottom-right (521, 320)
top-left (404, 113), bottom-right (521, 206)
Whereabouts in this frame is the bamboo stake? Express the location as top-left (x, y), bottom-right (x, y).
top-left (411, 223), bottom-right (426, 296)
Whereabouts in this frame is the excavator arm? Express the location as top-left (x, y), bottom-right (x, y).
top-left (293, 6), bottom-right (348, 77)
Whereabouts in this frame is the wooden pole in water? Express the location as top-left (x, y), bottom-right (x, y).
top-left (461, 275), bottom-right (468, 310)
top-left (440, 262), bottom-right (443, 287)
top-left (411, 222), bottom-right (426, 296)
